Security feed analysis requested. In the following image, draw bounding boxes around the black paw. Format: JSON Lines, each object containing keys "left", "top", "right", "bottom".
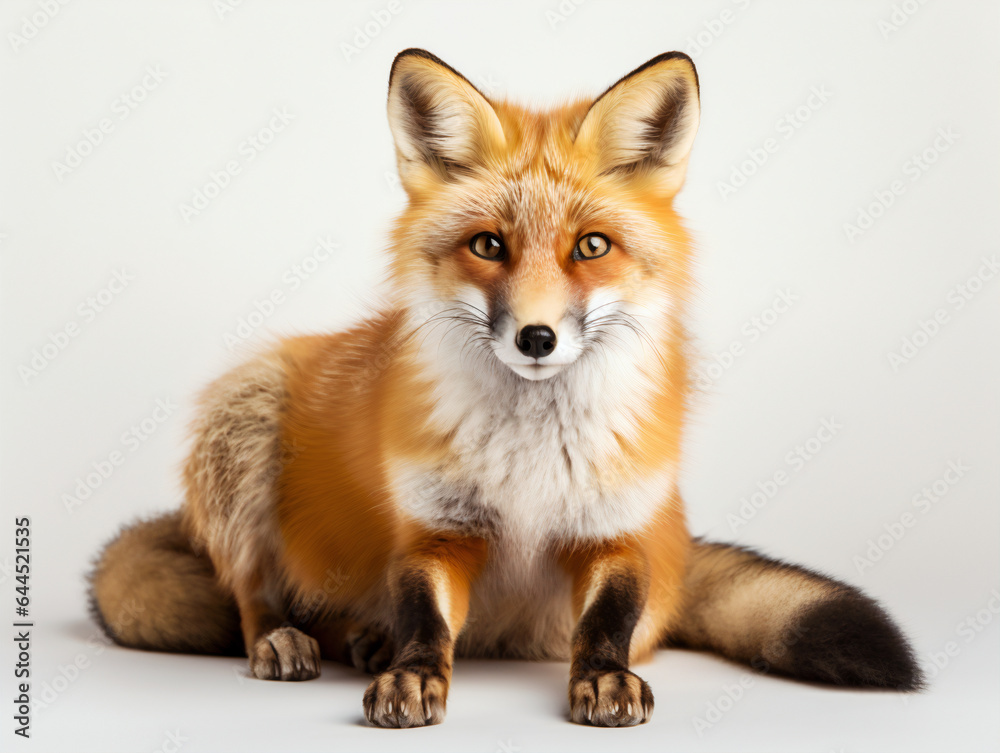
{"left": 569, "top": 669, "right": 653, "bottom": 727}
{"left": 363, "top": 665, "right": 448, "bottom": 728}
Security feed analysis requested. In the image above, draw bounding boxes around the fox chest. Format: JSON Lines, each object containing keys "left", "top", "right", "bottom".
{"left": 388, "top": 390, "right": 673, "bottom": 546}
{"left": 387, "top": 397, "right": 671, "bottom": 658}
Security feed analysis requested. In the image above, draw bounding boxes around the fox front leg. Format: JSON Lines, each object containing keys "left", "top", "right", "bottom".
{"left": 363, "top": 533, "right": 487, "bottom": 728}
{"left": 564, "top": 542, "right": 654, "bottom": 727}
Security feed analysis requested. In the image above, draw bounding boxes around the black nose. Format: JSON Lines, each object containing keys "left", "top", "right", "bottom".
{"left": 517, "top": 325, "right": 557, "bottom": 358}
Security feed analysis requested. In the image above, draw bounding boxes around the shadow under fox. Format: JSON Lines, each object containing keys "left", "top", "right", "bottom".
{"left": 89, "top": 48, "right": 921, "bottom": 728}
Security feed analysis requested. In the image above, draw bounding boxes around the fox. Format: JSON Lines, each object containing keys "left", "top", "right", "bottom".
{"left": 88, "top": 48, "right": 921, "bottom": 728}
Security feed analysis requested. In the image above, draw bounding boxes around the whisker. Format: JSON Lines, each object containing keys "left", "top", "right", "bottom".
{"left": 581, "top": 303, "right": 672, "bottom": 376}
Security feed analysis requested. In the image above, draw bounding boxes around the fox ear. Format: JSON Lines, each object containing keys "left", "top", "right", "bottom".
{"left": 387, "top": 48, "right": 506, "bottom": 189}
{"left": 575, "top": 52, "right": 700, "bottom": 193}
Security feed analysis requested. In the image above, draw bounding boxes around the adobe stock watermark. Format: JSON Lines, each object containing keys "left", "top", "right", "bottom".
{"left": 691, "top": 673, "right": 755, "bottom": 735}
{"left": 222, "top": 235, "right": 339, "bottom": 350}
{"left": 853, "top": 459, "right": 970, "bottom": 574}
{"left": 682, "top": 0, "right": 753, "bottom": 59}
{"left": 19, "top": 268, "right": 134, "bottom": 385}
{"left": 30, "top": 655, "right": 92, "bottom": 714}
{"left": 286, "top": 567, "right": 350, "bottom": 625}
{"left": 152, "top": 730, "right": 189, "bottom": 753}
{"left": 52, "top": 66, "right": 168, "bottom": 182}
{"left": 726, "top": 417, "right": 843, "bottom": 533}
{"left": 842, "top": 127, "right": 959, "bottom": 243}
{"left": 340, "top": 0, "right": 402, "bottom": 62}
{"left": 61, "top": 398, "right": 178, "bottom": 513}
{"left": 213, "top": 0, "right": 245, "bottom": 21}
{"left": 31, "top": 597, "right": 148, "bottom": 719}
{"left": 691, "top": 289, "right": 798, "bottom": 391}
{"left": 717, "top": 84, "right": 832, "bottom": 200}
{"left": 692, "top": 621, "right": 810, "bottom": 735}
{"left": 546, "top": 0, "right": 588, "bottom": 29}
{"left": 877, "top": 0, "right": 931, "bottom": 40}
{"left": 920, "top": 587, "right": 1000, "bottom": 682}
{"left": 7, "top": 0, "right": 72, "bottom": 53}
{"left": 178, "top": 107, "right": 295, "bottom": 222}
{"left": 0, "top": 556, "right": 16, "bottom": 586}
{"left": 886, "top": 254, "right": 998, "bottom": 372}
{"left": 30, "top": 647, "right": 105, "bottom": 714}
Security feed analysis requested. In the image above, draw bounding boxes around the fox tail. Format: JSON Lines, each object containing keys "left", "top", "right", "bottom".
{"left": 670, "top": 539, "right": 922, "bottom": 690}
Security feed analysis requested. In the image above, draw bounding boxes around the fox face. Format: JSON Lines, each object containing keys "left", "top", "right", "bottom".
{"left": 386, "top": 50, "right": 700, "bottom": 382}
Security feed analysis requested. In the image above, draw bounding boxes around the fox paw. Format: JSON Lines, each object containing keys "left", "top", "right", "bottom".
{"left": 569, "top": 669, "right": 653, "bottom": 727}
{"left": 346, "top": 625, "right": 394, "bottom": 674}
{"left": 249, "top": 626, "right": 321, "bottom": 681}
{"left": 363, "top": 666, "right": 447, "bottom": 728}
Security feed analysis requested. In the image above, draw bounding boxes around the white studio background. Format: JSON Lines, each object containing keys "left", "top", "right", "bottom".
{"left": 2, "top": 2, "right": 998, "bottom": 752}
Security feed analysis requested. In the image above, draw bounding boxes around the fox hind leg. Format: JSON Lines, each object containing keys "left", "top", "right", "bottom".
{"left": 184, "top": 350, "right": 320, "bottom": 681}
{"left": 231, "top": 571, "right": 321, "bottom": 681}
{"left": 309, "top": 616, "right": 395, "bottom": 674}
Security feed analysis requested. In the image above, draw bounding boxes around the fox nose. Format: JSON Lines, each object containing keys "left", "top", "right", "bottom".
{"left": 517, "top": 325, "right": 557, "bottom": 358}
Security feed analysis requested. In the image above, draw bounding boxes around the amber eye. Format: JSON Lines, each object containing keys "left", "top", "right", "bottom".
{"left": 574, "top": 233, "right": 611, "bottom": 260}
{"left": 469, "top": 232, "right": 505, "bottom": 261}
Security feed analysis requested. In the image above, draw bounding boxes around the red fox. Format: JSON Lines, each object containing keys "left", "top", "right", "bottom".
{"left": 89, "top": 49, "right": 921, "bottom": 728}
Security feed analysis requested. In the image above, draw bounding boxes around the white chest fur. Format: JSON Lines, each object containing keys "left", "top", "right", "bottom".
{"left": 388, "top": 352, "right": 674, "bottom": 547}
{"left": 387, "top": 355, "right": 674, "bottom": 658}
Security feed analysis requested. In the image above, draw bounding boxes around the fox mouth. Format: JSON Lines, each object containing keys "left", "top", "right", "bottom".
{"left": 501, "top": 360, "right": 570, "bottom": 381}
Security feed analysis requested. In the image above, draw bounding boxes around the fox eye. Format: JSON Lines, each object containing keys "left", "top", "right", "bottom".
{"left": 574, "top": 233, "right": 611, "bottom": 260}
{"left": 470, "top": 232, "right": 505, "bottom": 261}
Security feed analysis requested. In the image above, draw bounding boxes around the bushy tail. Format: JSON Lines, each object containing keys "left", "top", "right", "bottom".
{"left": 670, "top": 539, "right": 922, "bottom": 690}
{"left": 88, "top": 510, "right": 242, "bottom": 655}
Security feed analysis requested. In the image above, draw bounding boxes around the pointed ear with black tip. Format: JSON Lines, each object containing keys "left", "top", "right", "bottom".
{"left": 574, "top": 52, "right": 700, "bottom": 194}
{"left": 387, "top": 48, "right": 506, "bottom": 191}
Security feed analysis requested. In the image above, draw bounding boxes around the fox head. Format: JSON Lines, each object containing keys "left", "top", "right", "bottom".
{"left": 386, "top": 49, "right": 699, "bottom": 384}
